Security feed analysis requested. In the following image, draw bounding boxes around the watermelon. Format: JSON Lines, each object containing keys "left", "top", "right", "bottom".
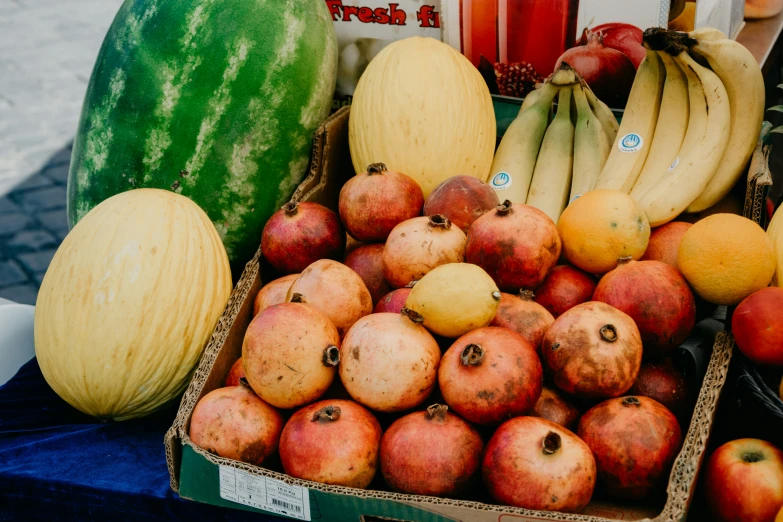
{"left": 67, "top": 0, "right": 338, "bottom": 267}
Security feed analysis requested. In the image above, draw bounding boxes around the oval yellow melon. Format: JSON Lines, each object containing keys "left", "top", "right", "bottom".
{"left": 348, "top": 36, "right": 496, "bottom": 197}
{"left": 35, "top": 188, "right": 232, "bottom": 421}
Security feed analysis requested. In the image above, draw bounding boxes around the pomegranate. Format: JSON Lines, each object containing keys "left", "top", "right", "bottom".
{"left": 243, "top": 302, "right": 340, "bottom": 409}
{"left": 338, "top": 163, "right": 424, "bottom": 242}
{"left": 286, "top": 259, "right": 373, "bottom": 338}
{"left": 628, "top": 359, "right": 689, "bottom": 418}
{"left": 732, "top": 287, "right": 783, "bottom": 366}
{"left": 578, "top": 396, "right": 682, "bottom": 499}
{"left": 373, "top": 284, "right": 414, "bottom": 314}
{"left": 339, "top": 310, "right": 441, "bottom": 412}
{"left": 576, "top": 23, "right": 646, "bottom": 68}
{"left": 279, "top": 400, "right": 382, "bottom": 488}
{"left": 490, "top": 290, "right": 554, "bottom": 353}
{"left": 533, "top": 265, "right": 597, "bottom": 318}
{"left": 253, "top": 274, "right": 299, "bottom": 316}
{"left": 593, "top": 258, "right": 696, "bottom": 357}
{"left": 261, "top": 201, "right": 345, "bottom": 274}
{"left": 189, "top": 381, "right": 283, "bottom": 465}
{"left": 640, "top": 221, "right": 692, "bottom": 267}
{"left": 483, "top": 416, "right": 596, "bottom": 512}
{"left": 344, "top": 244, "right": 391, "bottom": 306}
{"left": 542, "top": 301, "right": 642, "bottom": 400}
{"left": 466, "top": 200, "right": 561, "bottom": 292}
{"left": 382, "top": 215, "right": 466, "bottom": 288}
{"left": 530, "top": 385, "right": 581, "bottom": 430}
{"left": 380, "top": 404, "right": 484, "bottom": 496}
{"left": 225, "top": 357, "right": 245, "bottom": 386}
{"left": 423, "top": 175, "right": 500, "bottom": 233}
{"left": 438, "top": 326, "right": 543, "bottom": 425}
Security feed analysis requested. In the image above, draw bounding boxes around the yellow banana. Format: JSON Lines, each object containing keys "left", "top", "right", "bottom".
{"left": 637, "top": 49, "right": 731, "bottom": 226}
{"left": 688, "top": 27, "right": 727, "bottom": 41}
{"left": 571, "top": 82, "right": 610, "bottom": 201}
{"left": 520, "top": 87, "right": 543, "bottom": 112}
{"left": 630, "top": 51, "right": 690, "bottom": 199}
{"left": 487, "top": 81, "right": 559, "bottom": 203}
{"left": 527, "top": 86, "right": 574, "bottom": 223}
{"left": 685, "top": 37, "right": 765, "bottom": 212}
{"left": 595, "top": 50, "right": 666, "bottom": 193}
{"left": 767, "top": 206, "right": 783, "bottom": 287}
{"left": 584, "top": 81, "right": 619, "bottom": 146}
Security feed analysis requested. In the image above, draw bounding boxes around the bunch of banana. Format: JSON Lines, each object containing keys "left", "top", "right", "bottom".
{"left": 488, "top": 63, "right": 614, "bottom": 223}
{"left": 597, "top": 27, "right": 764, "bottom": 227}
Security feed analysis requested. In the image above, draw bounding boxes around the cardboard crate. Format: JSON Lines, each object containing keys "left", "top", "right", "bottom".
{"left": 165, "top": 106, "right": 755, "bottom": 522}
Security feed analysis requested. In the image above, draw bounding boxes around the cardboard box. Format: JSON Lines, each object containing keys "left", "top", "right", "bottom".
{"left": 164, "top": 105, "right": 773, "bottom": 521}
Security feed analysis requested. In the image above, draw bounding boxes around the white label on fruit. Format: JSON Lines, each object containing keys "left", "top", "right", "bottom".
{"left": 668, "top": 156, "right": 680, "bottom": 172}
{"left": 219, "top": 465, "right": 311, "bottom": 521}
{"left": 490, "top": 171, "right": 512, "bottom": 191}
{"left": 617, "top": 133, "right": 643, "bottom": 153}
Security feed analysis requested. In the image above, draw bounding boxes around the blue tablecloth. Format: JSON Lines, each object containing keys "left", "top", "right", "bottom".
{"left": 0, "top": 359, "right": 283, "bottom": 521}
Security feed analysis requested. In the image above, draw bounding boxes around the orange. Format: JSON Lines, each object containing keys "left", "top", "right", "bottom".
{"left": 557, "top": 189, "right": 650, "bottom": 274}
{"left": 677, "top": 214, "right": 776, "bottom": 305}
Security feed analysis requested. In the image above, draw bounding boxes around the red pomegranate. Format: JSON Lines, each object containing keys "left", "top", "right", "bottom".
{"left": 542, "top": 301, "right": 642, "bottom": 400}
{"left": 373, "top": 285, "right": 414, "bottom": 314}
{"left": 423, "top": 175, "right": 500, "bottom": 233}
{"left": 225, "top": 358, "right": 245, "bottom": 386}
{"left": 253, "top": 274, "right": 299, "bottom": 316}
{"left": 593, "top": 258, "right": 696, "bottom": 357}
{"left": 628, "top": 359, "right": 689, "bottom": 418}
{"left": 287, "top": 259, "right": 373, "bottom": 338}
{"left": 490, "top": 290, "right": 554, "bottom": 353}
{"left": 530, "top": 385, "right": 581, "bottom": 430}
{"left": 640, "top": 221, "right": 692, "bottom": 267}
{"left": 189, "top": 381, "right": 283, "bottom": 465}
{"left": 380, "top": 404, "right": 484, "bottom": 496}
{"left": 466, "top": 200, "right": 561, "bottom": 292}
{"left": 382, "top": 215, "right": 466, "bottom": 288}
{"left": 438, "top": 326, "right": 543, "bottom": 425}
{"left": 338, "top": 163, "right": 424, "bottom": 242}
{"left": 261, "top": 201, "right": 345, "bottom": 274}
{"left": 732, "top": 287, "right": 783, "bottom": 366}
{"left": 576, "top": 23, "right": 646, "bottom": 68}
{"left": 483, "top": 416, "right": 596, "bottom": 512}
{"left": 243, "top": 302, "right": 340, "bottom": 409}
{"left": 279, "top": 400, "right": 382, "bottom": 488}
{"left": 578, "top": 396, "right": 682, "bottom": 499}
{"left": 344, "top": 244, "right": 392, "bottom": 306}
{"left": 533, "top": 265, "right": 597, "bottom": 318}
{"left": 339, "top": 310, "right": 441, "bottom": 412}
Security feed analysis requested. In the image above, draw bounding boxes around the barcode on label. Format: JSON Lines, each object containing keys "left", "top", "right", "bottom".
{"left": 218, "top": 465, "right": 311, "bottom": 521}
{"left": 272, "top": 498, "right": 302, "bottom": 512}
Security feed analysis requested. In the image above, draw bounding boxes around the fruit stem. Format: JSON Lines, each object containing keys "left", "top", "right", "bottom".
{"left": 600, "top": 324, "right": 618, "bottom": 343}
{"left": 429, "top": 214, "right": 452, "bottom": 229}
{"left": 519, "top": 290, "right": 535, "bottom": 301}
{"left": 542, "top": 432, "right": 562, "bottom": 455}
{"left": 367, "top": 163, "right": 387, "bottom": 175}
{"left": 312, "top": 405, "right": 341, "bottom": 422}
{"left": 238, "top": 377, "right": 253, "bottom": 391}
{"left": 617, "top": 256, "right": 633, "bottom": 266}
{"left": 322, "top": 346, "right": 340, "bottom": 367}
{"left": 282, "top": 201, "right": 299, "bottom": 216}
{"left": 405, "top": 280, "right": 419, "bottom": 288}
{"left": 401, "top": 307, "right": 425, "bottom": 324}
{"left": 742, "top": 452, "right": 765, "bottom": 463}
{"left": 622, "top": 396, "right": 641, "bottom": 407}
{"left": 290, "top": 293, "right": 306, "bottom": 303}
{"left": 492, "top": 291, "right": 501, "bottom": 301}
{"left": 496, "top": 200, "right": 513, "bottom": 215}
{"left": 461, "top": 344, "right": 485, "bottom": 366}
{"left": 426, "top": 404, "right": 449, "bottom": 421}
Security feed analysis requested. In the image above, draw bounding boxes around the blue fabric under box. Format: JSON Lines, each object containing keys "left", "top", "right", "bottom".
{"left": 0, "top": 359, "right": 283, "bottom": 521}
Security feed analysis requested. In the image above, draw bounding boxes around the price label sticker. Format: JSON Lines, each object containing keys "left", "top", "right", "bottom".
{"left": 219, "top": 465, "right": 311, "bottom": 520}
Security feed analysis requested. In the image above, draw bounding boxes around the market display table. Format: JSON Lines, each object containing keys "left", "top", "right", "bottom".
{"left": 0, "top": 359, "right": 284, "bottom": 521}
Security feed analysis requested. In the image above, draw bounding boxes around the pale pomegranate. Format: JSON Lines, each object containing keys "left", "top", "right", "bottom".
{"left": 339, "top": 163, "right": 424, "bottom": 242}
{"left": 466, "top": 200, "right": 561, "bottom": 292}
{"left": 593, "top": 258, "right": 696, "bottom": 357}
{"left": 380, "top": 404, "right": 484, "bottom": 496}
{"left": 382, "top": 215, "right": 467, "bottom": 288}
{"left": 243, "top": 302, "right": 340, "bottom": 409}
{"left": 339, "top": 310, "right": 441, "bottom": 412}
{"left": 483, "top": 416, "right": 596, "bottom": 512}
{"left": 344, "top": 244, "right": 392, "bottom": 305}
{"left": 373, "top": 285, "right": 413, "bottom": 314}
{"left": 279, "top": 400, "right": 382, "bottom": 488}
{"left": 628, "top": 359, "right": 689, "bottom": 418}
{"left": 253, "top": 274, "right": 299, "bottom": 316}
{"left": 225, "top": 357, "right": 245, "bottom": 386}
{"left": 438, "top": 326, "right": 543, "bottom": 425}
{"left": 423, "top": 175, "right": 500, "bottom": 232}
{"left": 530, "top": 385, "right": 581, "bottom": 430}
{"left": 542, "top": 301, "right": 642, "bottom": 400}
{"left": 287, "top": 259, "right": 373, "bottom": 338}
{"left": 533, "top": 265, "right": 597, "bottom": 318}
{"left": 578, "top": 396, "right": 682, "bottom": 499}
{"left": 490, "top": 290, "right": 554, "bottom": 353}
{"left": 261, "top": 201, "right": 345, "bottom": 274}
{"left": 189, "top": 381, "right": 283, "bottom": 465}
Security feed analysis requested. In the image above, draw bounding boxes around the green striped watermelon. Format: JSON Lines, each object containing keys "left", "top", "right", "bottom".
{"left": 67, "top": 0, "right": 338, "bottom": 268}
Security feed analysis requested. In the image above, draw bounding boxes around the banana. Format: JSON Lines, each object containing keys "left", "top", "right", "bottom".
{"left": 520, "top": 87, "right": 543, "bottom": 112}
{"left": 527, "top": 86, "right": 575, "bottom": 223}
{"left": 595, "top": 50, "right": 666, "bottom": 193}
{"left": 685, "top": 37, "right": 765, "bottom": 213}
{"left": 630, "top": 51, "right": 690, "bottom": 199}
{"left": 636, "top": 48, "right": 731, "bottom": 226}
{"left": 487, "top": 81, "right": 560, "bottom": 203}
{"left": 584, "top": 83, "right": 619, "bottom": 146}
{"left": 571, "top": 82, "right": 610, "bottom": 201}
{"left": 688, "top": 27, "right": 727, "bottom": 41}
